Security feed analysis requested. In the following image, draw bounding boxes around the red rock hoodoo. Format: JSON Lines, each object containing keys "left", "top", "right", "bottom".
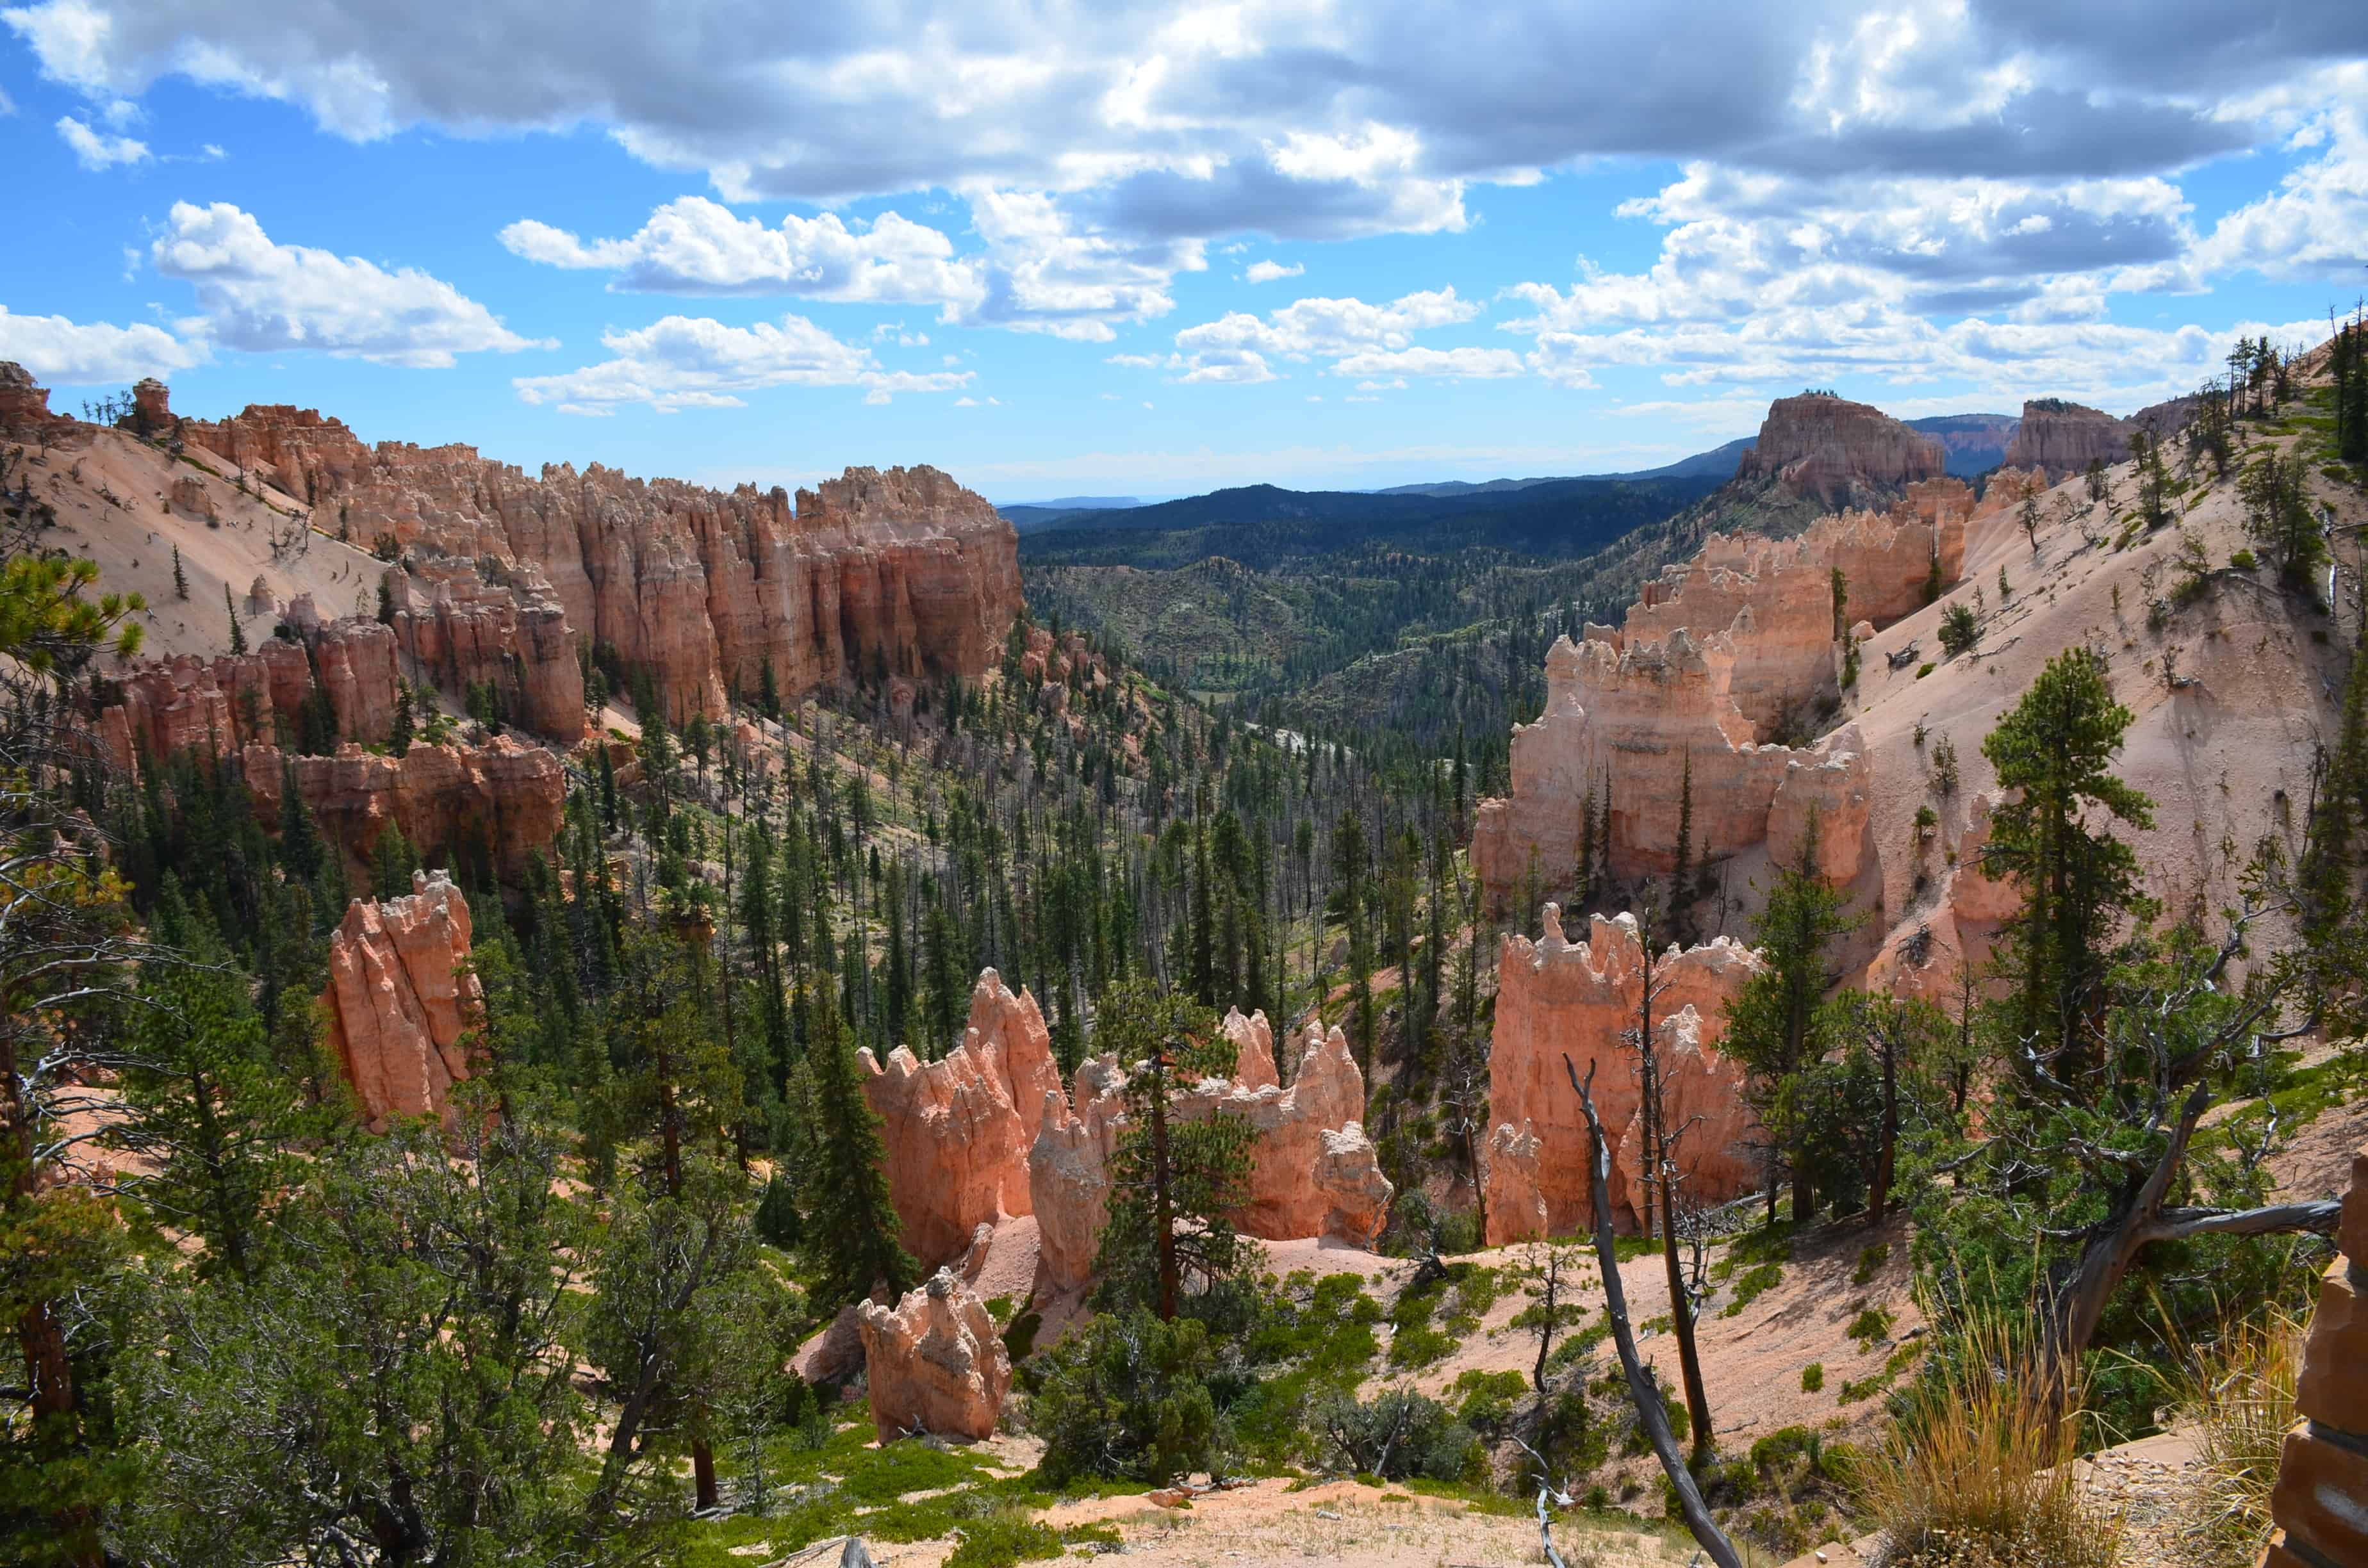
{"left": 1483, "top": 906, "right": 1766, "bottom": 1241}
{"left": 241, "top": 736, "right": 566, "bottom": 881}
{"left": 2262, "top": 1141, "right": 2368, "bottom": 1568}
{"left": 321, "top": 870, "right": 481, "bottom": 1130}
{"left": 855, "top": 1268, "right": 1012, "bottom": 1442}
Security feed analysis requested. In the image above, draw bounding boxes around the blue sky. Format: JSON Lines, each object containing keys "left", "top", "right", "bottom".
{"left": 1, "top": 3, "right": 2362, "bottom": 502}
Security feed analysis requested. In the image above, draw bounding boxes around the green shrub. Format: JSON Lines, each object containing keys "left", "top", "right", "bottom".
{"left": 2229, "top": 548, "right": 2258, "bottom": 572}
{"left": 1851, "top": 1243, "right": 1889, "bottom": 1287}
{"left": 1310, "top": 1389, "right": 1483, "bottom": 1484}
{"left": 1032, "top": 1309, "right": 1224, "bottom": 1486}
{"left": 1800, "top": 1362, "right": 1824, "bottom": 1393}
{"left": 1847, "top": 1307, "right": 1895, "bottom": 1346}
{"left": 1721, "top": 1262, "right": 1783, "bottom": 1318}
{"left": 944, "top": 1511, "right": 1065, "bottom": 1568}
{"left": 1937, "top": 603, "right": 1980, "bottom": 658}
{"left": 1915, "top": 662, "right": 1936, "bottom": 680}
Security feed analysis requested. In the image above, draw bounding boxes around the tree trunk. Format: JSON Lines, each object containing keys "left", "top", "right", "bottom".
{"left": 1563, "top": 1056, "right": 1743, "bottom": 1568}
{"left": 693, "top": 1439, "right": 719, "bottom": 1511}
{"left": 1151, "top": 1052, "right": 1180, "bottom": 1321}
{"left": 1870, "top": 1025, "right": 1898, "bottom": 1227}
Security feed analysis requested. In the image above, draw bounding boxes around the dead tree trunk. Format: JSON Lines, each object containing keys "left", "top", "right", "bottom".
{"left": 1565, "top": 1055, "right": 1743, "bottom": 1568}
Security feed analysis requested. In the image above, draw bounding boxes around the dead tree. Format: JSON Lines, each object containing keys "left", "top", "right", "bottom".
{"left": 1626, "top": 905, "right": 1715, "bottom": 1459}
{"left": 1565, "top": 1057, "right": 1744, "bottom": 1568}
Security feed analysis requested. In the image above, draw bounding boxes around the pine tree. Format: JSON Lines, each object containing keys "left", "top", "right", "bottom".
{"left": 1721, "top": 807, "right": 1864, "bottom": 1223}
{"left": 225, "top": 583, "right": 247, "bottom": 655}
{"left": 171, "top": 543, "right": 188, "bottom": 600}
{"left": 1980, "top": 647, "right": 2155, "bottom": 1075}
{"left": 1091, "top": 980, "right": 1254, "bottom": 1321}
{"left": 368, "top": 820, "right": 420, "bottom": 900}
{"left": 1669, "top": 753, "right": 1694, "bottom": 940}
{"left": 387, "top": 680, "right": 415, "bottom": 756}
{"left": 803, "top": 983, "right": 917, "bottom": 1310}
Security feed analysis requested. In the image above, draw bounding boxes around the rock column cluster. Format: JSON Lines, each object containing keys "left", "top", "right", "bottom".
{"left": 320, "top": 871, "right": 481, "bottom": 1129}
{"left": 855, "top": 1268, "right": 1013, "bottom": 1443}
{"left": 2264, "top": 1140, "right": 2368, "bottom": 1568}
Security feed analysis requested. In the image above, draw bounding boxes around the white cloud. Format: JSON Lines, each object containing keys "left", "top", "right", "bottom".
{"left": 501, "top": 197, "right": 990, "bottom": 316}
{"left": 1165, "top": 286, "right": 1493, "bottom": 381}
{"left": 56, "top": 113, "right": 147, "bottom": 167}
{"left": 1244, "top": 259, "right": 1303, "bottom": 283}
{"left": 513, "top": 312, "right": 971, "bottom": 412}
{"left": 2194, "top": 74, "right": 2368, "bottom": 281}
{"left": 1333, "top": 345, "right": 1524, "bottom": 379}
{"left": 152, "top": 200, "right": 551, "bottom": 366}
{"left": 0, "top": 305, "right": 204, "bottom": 382}
{"left": 0, "top": 85, "right": 15, "bottom": 115}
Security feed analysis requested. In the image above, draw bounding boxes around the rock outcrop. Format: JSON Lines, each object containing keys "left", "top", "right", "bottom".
{"left": 2263, "top": 1140, "right": 2368, "bottom": 1568}
{"left": 241, "top": 736, "right": 566, "bottom": 880}
{"left": 0, "top": 362, "right": 77, "bottom": 443}
{"left": 1483, "top": 906, "right": 1766, "bottom": 1241}
{"left": 99, "top": 621, "right": 402, "bottom": 770}
{"left": 159, "top": 385, "right": 1020, "bottom": 727}
{"left": 383, "top": 559, "right": 585, "bottom": 742}
{"left": 321, "top": 870, "right": 481, "bottom": 1129}
{"left": 859, "top": 972, "right": 1064, "bottom": 1268}
{"left": 1472, "top": 484, "right": 1965, "bottom": 912}
{"left": 1472, "top": 630, "right": 1877, "bottom": 907}
{"left": 2003, "top": 398, "right": 2130, "bottom": 478}
{"left": 1737, "top": 393, "right": 1947, "bottom": 502}
{"left": 855, "top": 1268, "right": 1011, "bottom": 1442}
{"left": 1019, "top": 1008, "right": 1392, "bottom": 1294}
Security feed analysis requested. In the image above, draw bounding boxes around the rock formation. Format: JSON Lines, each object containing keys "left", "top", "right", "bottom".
{"left": 2263, "top": 1139, "right": 2368, "bottom": 1568}
{"left": 382, "top": 559, "right": 585, "bottom": 742}
{"left": 1736, "top": 393, "right": 1947, "bottom": 502}
{"left": 154, "top": 384, "right": 1021, "bottom": 728}
{"left": 1019, "top": 1008, "right": 1392, "bottom": 1294}
{"left": 1472, "top": 630, "right": 1877, "bottom": 907}
{"left": 2003, "top": 398, "right": 2130, "bottom": 478}
{"left": 321, "top": 870, "right": 481, "bottom": 1129}
{"left": 99, "top": 621, "right": 402, "bottom": 771}
{"left": 855, "top": 1268, "right": 1012, "bottom": 1442}
{"left": 1471, "top": 479, "right": 1976, "bottom": 913}
{"left": 859, "top": 972, "right": 1064, "bottom": 1268}
{"left": 0, "top": 362, "right": 77, "bottom": 443}
{"left": 1029, "top": 1057, "right": 1130, "bottom": 1293}
{"left": 241, "top": 736, "right": 566, "bottom": 880}
{"left": 1483, "top": 906, "right": 1766, "bottom": 1241}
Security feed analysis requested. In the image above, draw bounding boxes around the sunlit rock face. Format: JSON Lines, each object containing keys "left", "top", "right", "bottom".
{"left": 1737, "top": 393, "right": 1948, "bottom": 502}
{"left": 176, "top": 397, "right": 1019, "bottom": 728}
{"left": 322, "top": 870, "right": 481, "bottom": 1131}
{"left": 1483, "top": 906, "right": 1766, "bottom": 1242}
{"left": 857, "top": 1268, "right": 1012, "bottom": 1442}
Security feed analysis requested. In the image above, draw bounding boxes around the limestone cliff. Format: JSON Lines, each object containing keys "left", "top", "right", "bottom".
{"left": 163, "top": 388, "right": 1021, "bottom": 727}
{"left": 241, "top": 736, "right": 566, "bottom": 881}
{"left": 2003, "top": 398, "right": 2131, "bottom": 478}
{"left": 1736, "top": 393, "right": 1947, "bottom": 502}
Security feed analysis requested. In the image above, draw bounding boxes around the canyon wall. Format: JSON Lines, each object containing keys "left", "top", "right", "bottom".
{"left": 241, "top": 736, "right": 566, "bottom": 881}
{"left": 1470, "top": 474, "right": 2005, "bottom": 913}
{"left": 1483, "top": 906, "right": 1766, "bottom": 1240}
{"left": 99, "top": 619, "right": 402, "bottom": 768}
{"left": 1470, "top": 629, "right": 1876, "bottom": 908}
{"left": 162, "top": 386, "right": 1020, "bottom": 727}
{"left": 321, "top": 870, "right": 481, "bottom": 1130}
{"left": 2003, "top": 399, "right": 2131, "bottom": 478}
{"left": 1736, "top": 393, "right": 1948, "bottom": 502}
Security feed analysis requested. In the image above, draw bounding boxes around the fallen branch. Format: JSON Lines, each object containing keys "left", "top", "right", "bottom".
{"left": 1565, "top": 1054, "right": 1743, "bottom": 1568}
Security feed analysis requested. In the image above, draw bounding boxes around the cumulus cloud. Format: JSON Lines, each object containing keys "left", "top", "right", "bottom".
{"left": 1161, "top": 286, "right": 1499, "bottom": 380}
{"left": 152, "top": 200, "right": 551, "bottom": 366}
{"left": 0, "top": 305, "right": 204, "bottom": 382}
{"left": 2193, "top": 73, "right": 2368, "bottom": 282}
{"left": 500, "top": 197, "right": 989, "bottom": 314}
{"left": 1244, "top": 259, "right": 1303, "bottom": 283}
{"left": 512, "top": 312, "right": 971, "bottom": 412}
{"left": 13, "top": 0, "right": 2355, "bottom": 286}
{"left": 57, "top": 113, "right": 147, "bottom": 167}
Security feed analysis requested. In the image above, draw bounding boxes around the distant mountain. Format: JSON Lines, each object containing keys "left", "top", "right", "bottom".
{"left": 1005, "top": 494, "right": 1146, "bottom": 510}
{"left": 1605, "top": 436, "right": 1761, "bottom": 482}
{"left": 1019, "top": 473, "right": 1725, "bottom": 570}
{"left": 1905, "top": 413, "right": 2020, "bottom": 477}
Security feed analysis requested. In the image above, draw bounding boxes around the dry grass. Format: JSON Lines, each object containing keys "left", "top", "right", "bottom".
{"left": 1855, "top": 1312, "right": 2122, "bottom": 1568}
{"left": 2172, "top": 1308, "right": 2303, "bottom": 1568}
